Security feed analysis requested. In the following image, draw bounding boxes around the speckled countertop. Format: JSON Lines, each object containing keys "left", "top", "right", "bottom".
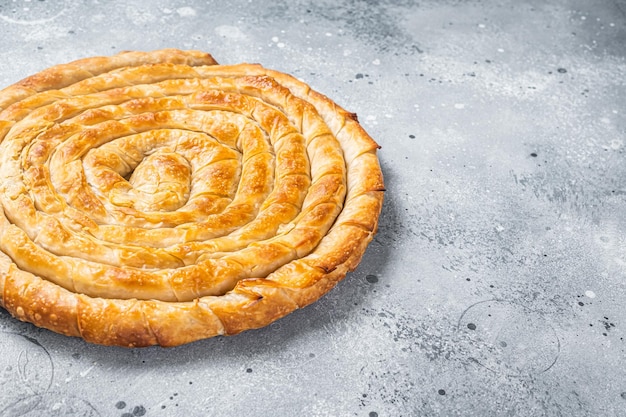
{"left": 0, "top": 0, "right": 625, "bottom": 416}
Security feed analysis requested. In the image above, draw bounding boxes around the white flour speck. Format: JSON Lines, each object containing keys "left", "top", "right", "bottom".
{"left": 214, "top": 25, "right": 246, "bottom": 40}
{"left": 177, "top": 7, "right": 196, "bottom": 17}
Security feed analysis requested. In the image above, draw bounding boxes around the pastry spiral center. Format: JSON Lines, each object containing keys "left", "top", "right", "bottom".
{"left": 128, "top": 151, "right": 191, "bottom": 212}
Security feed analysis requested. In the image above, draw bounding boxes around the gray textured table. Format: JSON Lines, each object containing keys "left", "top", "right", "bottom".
{"left": 1, "top": 0, "right": 625, "bottom": 416}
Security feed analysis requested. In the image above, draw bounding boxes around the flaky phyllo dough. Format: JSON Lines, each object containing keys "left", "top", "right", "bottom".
{"left": 0, "top": 49, "right": 384, "bottom": 347}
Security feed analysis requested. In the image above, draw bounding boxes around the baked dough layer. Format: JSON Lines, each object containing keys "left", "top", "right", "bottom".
{"left": 0, "top": 49, "right": 384, "bottom": 347}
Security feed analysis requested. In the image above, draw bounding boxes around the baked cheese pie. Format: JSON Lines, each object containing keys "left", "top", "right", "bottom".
{"left": 0, "top": 49, "right": 384, "bottom": 347}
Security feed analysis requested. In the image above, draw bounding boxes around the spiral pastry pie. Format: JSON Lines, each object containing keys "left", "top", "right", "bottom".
{"left": 0, "top": 49, "right": 384, "bottom": 347}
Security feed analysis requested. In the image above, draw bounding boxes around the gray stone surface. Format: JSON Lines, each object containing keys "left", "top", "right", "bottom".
{"left": 0, "top": 0, "right": 625, "bottom": 415}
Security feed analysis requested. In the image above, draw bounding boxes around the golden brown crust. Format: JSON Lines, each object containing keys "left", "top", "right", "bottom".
{"left": 0, "top": 49, "right": 384, "bottom": 347}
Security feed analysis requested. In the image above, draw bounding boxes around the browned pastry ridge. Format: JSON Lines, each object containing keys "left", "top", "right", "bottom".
{"left": 0, "top": 49, "right": 384, "bottom": 347}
